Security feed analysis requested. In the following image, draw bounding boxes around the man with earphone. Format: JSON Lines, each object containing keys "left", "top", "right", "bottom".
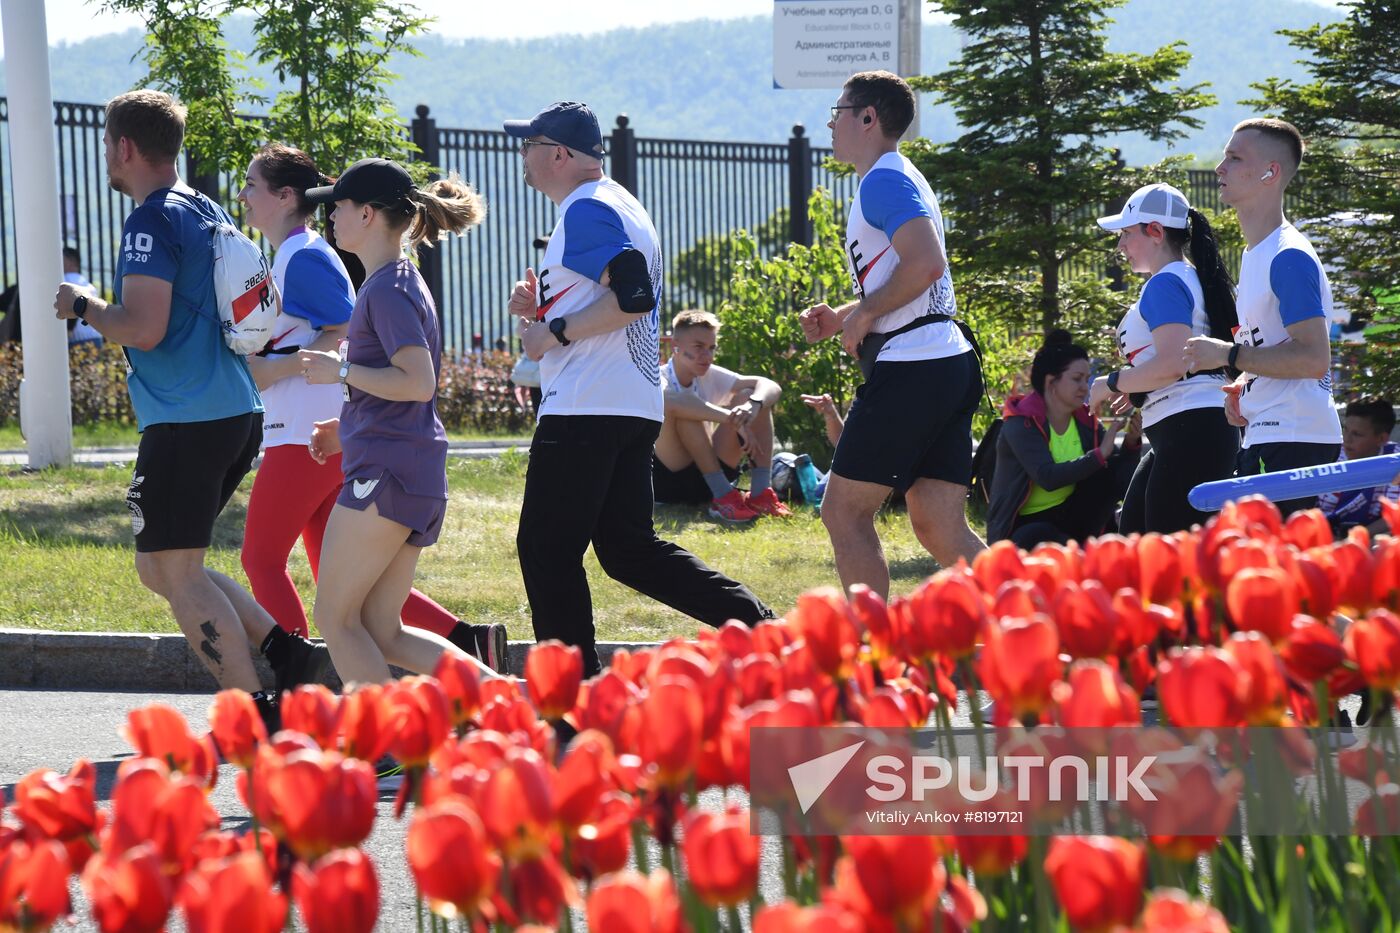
{"left": 799, "top": 70, "right": 987, "bottom": 598}
{"left": 1184, "top": 118, "right": 1341, "bottom": 515}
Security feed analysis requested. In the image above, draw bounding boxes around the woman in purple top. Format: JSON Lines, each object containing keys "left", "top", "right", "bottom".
{"left": 298, "top": 158, "right": 489, "bottom": 684}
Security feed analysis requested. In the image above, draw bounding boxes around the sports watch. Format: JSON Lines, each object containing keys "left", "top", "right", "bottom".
{"left": 72, "top": 294, "right": 89, "bottom": 321}
{"left": 548, "top": 317, "right": 571, "bottom": 346}
{"left": 338, "top": 361, "right": 352, "bottom": 384}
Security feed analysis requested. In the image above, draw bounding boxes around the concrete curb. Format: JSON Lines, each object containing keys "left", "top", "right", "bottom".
{"left": 0, "top": 629, "right": 655, "bottom": 692}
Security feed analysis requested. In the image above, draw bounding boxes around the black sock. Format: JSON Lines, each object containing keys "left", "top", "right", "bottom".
{"left": 449, "top": 620, "right": 475, "bottom": 643}
{"left": 260, "top": 627, "right": 295, "bottom": 667}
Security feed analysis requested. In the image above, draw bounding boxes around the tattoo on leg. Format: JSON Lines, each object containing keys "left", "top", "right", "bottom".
{"left": 198, "top": 620, "right": 223, "bottom": 666}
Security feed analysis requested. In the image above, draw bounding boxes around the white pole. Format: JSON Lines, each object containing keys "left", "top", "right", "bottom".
{"left": 1, "top": 0, "right": 71, "bottom": 469}
{"left": 899, "top": 0, "right": 922, "bottom": 140}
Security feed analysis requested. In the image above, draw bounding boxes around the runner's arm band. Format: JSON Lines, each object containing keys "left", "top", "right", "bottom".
{"left": 607, "top": 249, "right": 655, "bottom": 313}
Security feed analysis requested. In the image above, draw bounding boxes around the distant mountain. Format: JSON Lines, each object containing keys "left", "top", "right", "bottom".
{"left": 5, "top": 0, "right": 1343, "bottom": 165}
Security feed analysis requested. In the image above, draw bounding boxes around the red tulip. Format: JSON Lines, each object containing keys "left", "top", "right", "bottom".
{"left": 280, "top": 685, "right": 340, "bottom": 750}
{"left": 954, "top": 832, "right": 1028, "bottom": 879}
{"left": 1053, "top": 580, "right": 1117, "bottom": 660}
{"left": 1222, "top": 632, "right": 1289, "bottom": 726}
{"left": 639, "top": 678, "right": 704, "bottom": 788}
{"left": 1111, "top": 589, "right": 1167, "bottom": 655}
{"left": 838, "top": 835, "right": 947, "bottom": 930}
{"left": 122, "top": 704, "right": 217, "bottom": 788}
{"left": 13, "top": 759, "right": 102, "bottom": 869}
{"left": 1284, "top": 508, "right": 1333, "bottom": 551}
{"left": 681, "top": 807, "right": 760, "bottom": 908}
{"left": 292, "top": 849, "right": 379, "bottom": 933}
{"left": 973, "top": 540, "right": 1027, "bottom": 594}
{"left": 1044, "top": 836, "right": 1145, "bottom": 933}
{"left": 1135, "top": 889, "right": 1229, "bottom": 933}
{"left": 187, "top": 829, "right": 276, "bottom": 878}
{"left": 526, "top": 641, "right": 583, "bottom": 721}
{"left": 1217, "top": 496, "right": 1283, "bottom": 537}
{"left": 904, "top": 569, "right": 986, "bottom": 660}
{"left": 1129, "top": 750, "right": 1244, "bottom": 861}
{"left": 587, "top": 870, "right": 685, "bottom": 933}
{"left": 1226, "top": 567, "right": 1298, "bottom": 644}
{"left": 1334, "top": 539, "right": 1376, "bottom": 614}
{"left": 479, "top": 747, "right": 554, "bottom": 860}
{"left": 207, "top": 690, "right": 267, "bottom": 768}
{"left": 1345, "top": 610, "right": 1400, "bottom": 692}
{"left": 755, "top": 901, "right": 862, "bottom": 933}
{"left": 433, "top": 651, "right": 484, "bottom": 727}
{"left": 715, "top": 619, "right": 757, "bottom": 660}
{"left": 1157, "top": 647, "right": 1246, "bottom": 728}
{"left": 1053, "top": 659, "right": 1140, "bottom": 729}
{"left": 1295, "top": 553, "right": 1337, "bottom": 617}
{"left": 786, "top": 588, "right": 862, "bottom": 679}
{"left": 1279, "top": 618, "right": 1346, "bottom": 684}
{"left": 991, "top": 579, "right": 1045, "bottom": 621}
{"left": 82, "top": 843, "right": 173, "bottom": 933}
{"left": 384, "top": 676, "right": 452, "bottom": 767}
{"left": 0, "top": 838, "right": 70, "bottom": 932}
{"left": 407, "top": 801, "right": 502, "bottom": 918}
{"left": 554, "top": 730, "right": 617, "bottom": 831}
{"left": 508, "top": 853, "right": 582, "bottom": 925}
{"left": 849, "top": 584, "right": 899, "bottom": 659}
{"left": 977, "top": 616, "right": 1061, "bottom": 721}
{"left": 1137, "top": 533, "right": 1183, "bottom": 604}
{"left": 107, "top": 760, "right": 219, "bottom": 877}
{"left": 1083, "top": 534, "right": 1138, "bottom": 594}
{"left": 254, "top": 749, "right": 376, "bottom": 861}
{"left": 180, "top": 851, "right": 286, "bottom": 933}
{"left": 1375, "top": 538, "right": 1400, "bottom": 612}
{"left": 722, "top": 690, "right": 822, "bottom": 791}
{"left": 336, "top": 683, "right": 394, "bottom": 763}
{"left": 573, "top": 669, "right": 641, "bottom": 743}
{"left": 568, "top": 792, "right": 635, "bottom": 880}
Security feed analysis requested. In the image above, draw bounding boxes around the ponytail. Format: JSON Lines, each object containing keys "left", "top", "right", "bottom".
{"left": 404, "top": 175, "right": 486, "bottom": 250}
{"left": 1183, "top": 208, "right": 1238, "bottom": 342}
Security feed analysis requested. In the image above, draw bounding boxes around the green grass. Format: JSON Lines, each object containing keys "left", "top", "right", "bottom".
{"left": 0, "top": 452, "right": 945, "bottom": 643}
{"left": 0, "top": 422, "right": 531, "bottom": 449}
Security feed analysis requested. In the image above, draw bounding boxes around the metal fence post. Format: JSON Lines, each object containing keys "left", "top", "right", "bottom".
{"left": 411, "top": 103, "right": 444, "bottom": 315}
{"left": 788, "top": 124, "right": 813, "bottom": 246}
{"left": 610, "top": 115, "right": 638, "bottom": 196}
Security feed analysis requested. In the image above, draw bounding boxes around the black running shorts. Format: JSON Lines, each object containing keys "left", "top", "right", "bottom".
{"left": 831, "top": 350, "right": 982, "bottom": 492}
{"left": 127, "top": 412, "right": 263, "bottom": 552}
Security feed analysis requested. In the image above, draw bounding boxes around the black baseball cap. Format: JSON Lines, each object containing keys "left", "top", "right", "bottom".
{"left": 503, "top": 101, "right": 606, "bottom": 160}
{"left": 305, "top": 158, "right": 414, "bottom": 205}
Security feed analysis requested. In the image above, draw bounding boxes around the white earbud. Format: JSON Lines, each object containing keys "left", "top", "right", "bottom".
{"left": 1260, "top": 168, "right": 1276, "bottom": 181}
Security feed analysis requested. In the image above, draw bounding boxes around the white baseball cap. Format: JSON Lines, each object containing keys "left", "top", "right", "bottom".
{"left": 1097, "top": 183, "right": 1191, "bottom": 231}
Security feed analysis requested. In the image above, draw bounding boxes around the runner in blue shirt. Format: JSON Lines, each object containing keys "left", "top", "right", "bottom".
{"left": 53, "top": 90, "right": 327, "bottom": 730}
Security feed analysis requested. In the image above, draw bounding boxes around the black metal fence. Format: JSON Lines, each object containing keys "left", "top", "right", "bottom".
{"left": 3, "top": 98, "right": 1235, "bottom": 353}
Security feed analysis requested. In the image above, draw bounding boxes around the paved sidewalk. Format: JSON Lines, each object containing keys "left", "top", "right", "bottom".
{"left": 0, "top": 437, "right": 530, "bottom": 468}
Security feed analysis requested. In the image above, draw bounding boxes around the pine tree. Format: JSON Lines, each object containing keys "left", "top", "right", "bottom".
{"left": 1251, "top": 0, "right": 1400, "bottom": 398}
{"left": 909, "top": 0, "right": 1214, "bottom": 335}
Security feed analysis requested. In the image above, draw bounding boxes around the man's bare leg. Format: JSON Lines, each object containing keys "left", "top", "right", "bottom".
{"left": 820, "top": 473, "right": 896, "bottom": 599}
{"left": 906, "top": 476, "right": 987, "bottom": 568}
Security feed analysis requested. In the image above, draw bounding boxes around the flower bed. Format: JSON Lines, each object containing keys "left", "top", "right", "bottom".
{"left": 3, "top": 496, "right": 1399, "bottom": 931}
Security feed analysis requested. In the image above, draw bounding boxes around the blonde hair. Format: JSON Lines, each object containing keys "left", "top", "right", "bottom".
{"left": 671, "top": 309, "right": 720, "bottom": 334}
{"left": 376, "top": 173, "right": 486, "bottom": 249}
{"left": 105, "top": 90, "right": 186, "bottom": 162}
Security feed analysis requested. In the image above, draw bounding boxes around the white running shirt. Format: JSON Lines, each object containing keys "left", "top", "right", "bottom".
{"left": 1234, "top": 222, "right": 1342, "bottom": 447}
{"left": 536, "top": 178, "right": 664, "bottom": 421}
{"left": 844, "top": 151, "right": 971, "bottom": 363}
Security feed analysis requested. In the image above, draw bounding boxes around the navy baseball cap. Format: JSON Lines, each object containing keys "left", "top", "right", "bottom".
{"left": 503, "top": 102, "right": 606, "bottom": 160}
{"left": 305, "top": 158, "right": 414, "bottom": 205}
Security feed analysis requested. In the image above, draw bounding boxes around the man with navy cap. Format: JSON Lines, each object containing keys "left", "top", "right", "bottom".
{"left": 504, "top": 101, "right": 772, "bottom": 676}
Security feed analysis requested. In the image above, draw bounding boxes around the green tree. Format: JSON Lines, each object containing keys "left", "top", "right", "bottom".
{"left": 99, "top": 0, "right": 429, "bottom": 178}
{"left": 1250, "top": 0, "right": 1400, "bottom": 398}
{"left": 909, "top": 0, "right": 1215, "bottom": 335}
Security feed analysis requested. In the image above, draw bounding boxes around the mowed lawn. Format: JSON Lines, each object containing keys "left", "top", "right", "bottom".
{"left": 0, "top": 453, "right": 949, "bottom": 642}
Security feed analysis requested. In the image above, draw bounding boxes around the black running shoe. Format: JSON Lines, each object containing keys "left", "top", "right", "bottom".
{"left": 253, "top": 692, "right": 281, "bottom": 736}
{"left": 475, "top": 623, "right": 509, "bottom": 675}
{"left": 273, "top": 637, "right": 333, "bottom": 697}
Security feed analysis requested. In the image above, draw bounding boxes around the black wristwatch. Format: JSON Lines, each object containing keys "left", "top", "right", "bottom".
{"left": 72, "top": 294, "right": 89, "bottom": 321}
{"left": 1227, "top": 344, "right": 1241, "bottom": 370}
{"left": 1106, "top": 370, "right": 1121, "bottom": 393}
{"left": 548, "top": 317, "right": 571, "bottom": 346}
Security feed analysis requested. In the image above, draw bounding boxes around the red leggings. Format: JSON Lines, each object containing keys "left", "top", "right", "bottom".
{"left": 241, "top": 444, "right": 458, "bottom": 638}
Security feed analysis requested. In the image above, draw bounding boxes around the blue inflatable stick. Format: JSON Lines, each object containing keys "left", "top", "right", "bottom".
{"left": 1188, "top": 453, "right": 1400, "bottom": 512}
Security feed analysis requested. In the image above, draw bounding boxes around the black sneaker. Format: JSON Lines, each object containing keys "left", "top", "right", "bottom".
{"left": 475, "top": 623, "right": 509, "bottom": 675}
{"left": 273, "top": 637, "right": 333, "bottom": 697}
{"left": 253, "top": 691, "right": 281, "bottom": 736}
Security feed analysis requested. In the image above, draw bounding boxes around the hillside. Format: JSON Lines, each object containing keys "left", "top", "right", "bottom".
{"left": 6, "top": 0, "right": 1343, "bottom": 165}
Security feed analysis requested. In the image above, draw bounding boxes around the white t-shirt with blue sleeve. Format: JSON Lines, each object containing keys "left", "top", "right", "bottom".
{"left": 260, "top": 229, "right": 355, "bottom": 449}
{"left": 1115, "top": 261, "right": 1225, "bottom": 428}
{"left": 535, "top": 178, "right": 664, "bottom": 421}
{"left": 116, "top": 186, "right": 262, "bottom": 431}
{"left": 1234, "top": 223, "right": 1341, "bottom": 447}
{"left": 844, "top": 151, "right": 971, "bottom": 364}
